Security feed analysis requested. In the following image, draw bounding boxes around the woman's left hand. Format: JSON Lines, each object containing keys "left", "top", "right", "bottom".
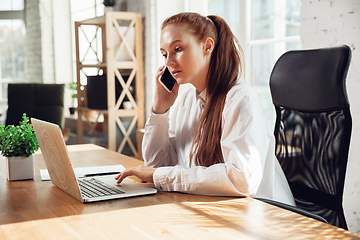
{"left": 115, "top": 165, "right": 156, "bottom": 184}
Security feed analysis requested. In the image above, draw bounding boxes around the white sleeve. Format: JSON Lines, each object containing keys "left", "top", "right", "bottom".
{"left": 142, "top": 110, "right": 179, "bottom": 168}
{"left": 152, "top": 91, "right": 272, "bottom": 197}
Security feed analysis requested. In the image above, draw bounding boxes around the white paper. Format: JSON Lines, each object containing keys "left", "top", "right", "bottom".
{"left": 40, "top": 165, "right": 125, "bottom": 181}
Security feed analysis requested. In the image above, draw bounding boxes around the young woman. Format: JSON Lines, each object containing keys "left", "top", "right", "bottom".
{"left": 115, "top": 12, "right": 294, "bottom": 205}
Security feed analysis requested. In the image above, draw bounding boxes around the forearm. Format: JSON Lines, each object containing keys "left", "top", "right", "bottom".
{"left": 152, "top": 162, "right": 260, "bottom": 197}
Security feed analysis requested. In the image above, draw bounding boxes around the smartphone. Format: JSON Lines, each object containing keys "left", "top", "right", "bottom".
{"left": 159, "top": 67, "right": 176, "bottom": 92}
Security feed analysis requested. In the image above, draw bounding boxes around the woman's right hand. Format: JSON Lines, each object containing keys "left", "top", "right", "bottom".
{"left": 152, "top": 66, "right": 179, "bottom": 114}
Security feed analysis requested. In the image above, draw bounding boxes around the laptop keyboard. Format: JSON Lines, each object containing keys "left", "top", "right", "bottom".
{"left": 78, "top": 178, "right": 125, "bottom": 198}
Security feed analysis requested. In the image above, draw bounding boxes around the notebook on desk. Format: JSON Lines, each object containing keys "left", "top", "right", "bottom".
{"left": 31, "top": 118, "right": 157, "bottom": 203}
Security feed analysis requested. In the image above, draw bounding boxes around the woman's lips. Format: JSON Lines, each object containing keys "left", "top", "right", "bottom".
{"left": 172, "top": 70, "right": 181, "bottom": 77}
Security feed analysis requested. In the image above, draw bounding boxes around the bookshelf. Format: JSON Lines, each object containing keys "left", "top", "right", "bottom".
{"left": 74, "top": 11, "right": 144, "bottom": 157}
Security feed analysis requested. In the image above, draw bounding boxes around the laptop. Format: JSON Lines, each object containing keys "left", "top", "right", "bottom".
{"left": 31, "top": 118, "right": 157, "bottom": 203}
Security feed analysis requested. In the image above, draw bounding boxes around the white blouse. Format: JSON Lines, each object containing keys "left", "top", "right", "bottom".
{"left": 142, "top": 81, "right": 295, "bottom": 205}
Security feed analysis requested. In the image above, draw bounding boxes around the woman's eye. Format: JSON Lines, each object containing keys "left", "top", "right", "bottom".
{"left": 162, "top": 54, "right": 167, "bottom": 58}
{"left": 175, "top": 47, "right": 182, "bottom": 52}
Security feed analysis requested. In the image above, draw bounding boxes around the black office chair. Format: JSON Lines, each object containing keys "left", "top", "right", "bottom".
{"left": 6, "top": 83, "right": 65, "bottom": 129}
{"left": 260, "top": 45, "right": 352, "bottom": 230}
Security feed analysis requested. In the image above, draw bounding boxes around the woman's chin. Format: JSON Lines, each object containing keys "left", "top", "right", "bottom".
{"left": 175, "top": 78, "right": 186, "bottom": 85}
{"left": 176, "top": 76, "right": 192, "bottom": 85}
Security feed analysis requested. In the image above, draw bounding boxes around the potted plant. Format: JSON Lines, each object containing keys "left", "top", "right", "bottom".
{"left": 0, "top": 113, "right": 39, "bottom": 181}
{"left": 122, "top": 85, "right": 134, "bottom": 109}
{"left": 68, "top": 82, "right": 77, "bottom": 115}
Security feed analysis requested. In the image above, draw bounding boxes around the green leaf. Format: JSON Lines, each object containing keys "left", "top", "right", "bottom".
{"left": 0, "top": 113, "right": 39, "bottom": 157}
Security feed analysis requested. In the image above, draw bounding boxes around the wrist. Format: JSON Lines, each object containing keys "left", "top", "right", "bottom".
{"left": 152, "top": 106, "right": 169, "bottom": 114}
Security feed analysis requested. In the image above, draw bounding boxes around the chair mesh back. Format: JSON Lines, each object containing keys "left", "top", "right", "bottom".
{"left": 270, "top": 45, "right": 352, "bottom": 230}
{"left": 275, "top": 106, "right": 351, "bottom": 228}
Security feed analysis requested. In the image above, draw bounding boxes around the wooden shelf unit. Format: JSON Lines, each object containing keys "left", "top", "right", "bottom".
{"left": 74, "top": 12, "right": 144, "bottom": 156}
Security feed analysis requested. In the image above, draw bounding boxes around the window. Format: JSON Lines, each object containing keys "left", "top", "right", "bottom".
{"left": 207, "top": 0, "right": 302, "bottom": 124}
{"left": 207, "top": 0, "right": 241, "bottom": 40}
{"left": 0, "top": 0, "right": 25, "bottom": 119}
{"left": 71, "top": 0, "right": 104, "bottom": 22}
{"left": 250, "top": 0, "right": 301, "bottom": 124}
{"left": 70, "top": 0, "right": 104, "bottom": 101}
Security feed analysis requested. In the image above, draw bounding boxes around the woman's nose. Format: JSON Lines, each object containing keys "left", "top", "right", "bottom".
{"left": 165, "top": 55, "right": 175, "bottom": 67}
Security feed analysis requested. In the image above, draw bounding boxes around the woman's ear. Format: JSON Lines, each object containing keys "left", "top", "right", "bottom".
{"left": 203, "top": 37, "right": 215, "bottom": 56}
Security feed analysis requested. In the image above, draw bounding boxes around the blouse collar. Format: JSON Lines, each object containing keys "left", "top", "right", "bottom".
{"left": 196, "top": 89, "right": 207, "bottom": 109}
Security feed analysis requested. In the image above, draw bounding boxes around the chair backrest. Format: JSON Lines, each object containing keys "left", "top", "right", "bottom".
{"left": 6, "top": 83, "right": 65, "bottom": 129}
{"left": 269, "top": 45, "right": 352, "bottom": 229}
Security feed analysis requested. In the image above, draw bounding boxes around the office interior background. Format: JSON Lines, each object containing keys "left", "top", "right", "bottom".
{"left": 0, "top": 0, "right": 359, "bottom": 234}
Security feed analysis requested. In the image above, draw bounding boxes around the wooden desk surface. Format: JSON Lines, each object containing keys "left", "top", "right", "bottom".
{"left": 0, "top": 144, "right": 359, "bottom": 240}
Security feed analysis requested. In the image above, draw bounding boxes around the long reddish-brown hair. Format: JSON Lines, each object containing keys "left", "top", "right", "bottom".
{"left": 161, "top": 12, "right": 244, "bottom": 167}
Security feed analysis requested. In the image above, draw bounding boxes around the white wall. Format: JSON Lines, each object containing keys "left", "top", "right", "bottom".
{"left": 39, "top": 0, "right": 54, "bottom": 83}
{"left": 25, "top": 0, "right": 73, "bottom": 108}
{"left": 301, "top": 0, "right": 360, "bottom": 234}
{"left": 25, "top": 0, "right": 43, "bottom": 83}
{"left": 52, "top": 0, "right": 72, "bottom": 109}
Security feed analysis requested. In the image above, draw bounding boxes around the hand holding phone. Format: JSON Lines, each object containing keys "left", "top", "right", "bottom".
{"left": 159, "top": 66, "right": 177, "bottom": 92}
{"left": 153, "top": 66, "right": 178, "bottom": 114}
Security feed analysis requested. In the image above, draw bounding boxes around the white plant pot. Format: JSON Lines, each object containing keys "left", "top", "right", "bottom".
{"left": 104, "top": 6, "right": 114, "bottom": 12}
{"left": 6, "top": 155, "right": 35, "bottom": 181}
{"left": 123, "top": 101, "right": 133, "bottom": 109}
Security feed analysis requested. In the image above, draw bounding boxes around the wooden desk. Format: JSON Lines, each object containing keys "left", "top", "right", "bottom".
{"left": 0, "top": 144, "right": 359, "bottom": 239}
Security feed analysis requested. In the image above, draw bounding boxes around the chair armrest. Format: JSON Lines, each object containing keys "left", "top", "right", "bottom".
{"left": 254, "top": 197, "right": 328, "bottom": 224}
